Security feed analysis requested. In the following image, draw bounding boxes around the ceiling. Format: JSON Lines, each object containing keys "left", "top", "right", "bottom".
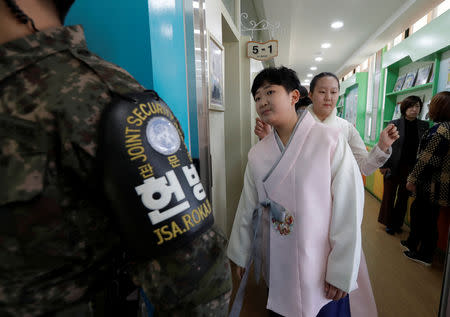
{"left": 244, "top": 0, "right": 444, "bottom": 86}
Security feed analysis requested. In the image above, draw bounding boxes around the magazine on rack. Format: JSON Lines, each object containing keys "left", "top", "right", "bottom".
{"left": 336, "top": 98, "right": 344, "bottom": 118}
{"left": 415, "top": 64, "right": 433, "bottom": 86}
{"left": 420, "top": 100, "right": 431, "bottom": 120}
{"left": 393, "top": 74, "right": 406, "bottom": 92}
{"left": 392, "top": 102, "right": 402, "bottom": 120}
{"left": 402, "top": 70, "right": 417, "bottom": 90}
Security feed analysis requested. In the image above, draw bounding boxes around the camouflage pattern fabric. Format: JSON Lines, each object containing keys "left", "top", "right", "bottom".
{"left": 0, "top": 25, "right": 230, "bottom": 316}
{"left": 132, "top": 225, "right": 231, "bottom": 317}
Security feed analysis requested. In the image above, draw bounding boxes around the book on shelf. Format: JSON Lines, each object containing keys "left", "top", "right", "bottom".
{"left": 420, "top": 100, "right": 430, "bottom": 120}
{"left": 393, "top": 74, "right": 406, "bottom": 92}
{"left": 421, "top": 94, "right": 426, "bottom": 105}
{"left": 401, "top": 70, "right": 418, "bottom": 90}
{"left": 415, "top": 64, "right": 433, "bottom": 86}
{"left": 337, "top": 106, "right": 344, "bottom": 118}
{"left": 392, "top": 102, "right": 401, "bottom": 120}
{"left": 429, "top": 68, "right": 434, "bottom": 83}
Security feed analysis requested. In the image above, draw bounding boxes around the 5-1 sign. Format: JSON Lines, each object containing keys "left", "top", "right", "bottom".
{"left": 247, "top": 40, "right": 278, "bottom": 61}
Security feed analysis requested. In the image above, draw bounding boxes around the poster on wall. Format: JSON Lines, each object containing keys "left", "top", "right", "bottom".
{"left": 208, "top": 33, "right": 225, "bottom": 111}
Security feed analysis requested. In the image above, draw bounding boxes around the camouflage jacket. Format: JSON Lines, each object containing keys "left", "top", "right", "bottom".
{"left": 0, "top": 25, "right": 230, "bottom": 316}
{"left": 0, "top": 25, "right": 143, "bottom": 316}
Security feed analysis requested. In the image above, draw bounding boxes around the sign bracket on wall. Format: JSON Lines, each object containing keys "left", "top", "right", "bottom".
{"left": 241, "top": 13, "right": 280, "bottom": 61}
{"left": 247, "top": 40, "right": 278, "bottom": 61}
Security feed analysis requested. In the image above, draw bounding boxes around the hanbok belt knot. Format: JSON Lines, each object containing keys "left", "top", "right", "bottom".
{"left": 229, "top": 199, "right": 286, "bottom": 317}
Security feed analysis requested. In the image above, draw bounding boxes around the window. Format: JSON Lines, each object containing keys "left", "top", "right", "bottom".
{"left": 393, "top": 33, "right": 403, "bottom": 46}
{"left": 344, "top": 71, "right": 353, "bottom": 81}
{"left": 411, "top": 14, "right": 428, "bottom": 33}
{"left": 437, "top": 0, "right": 450, "bottom": 17}
{"left": 361, "top": 58, "right": 369, "bottom": 71}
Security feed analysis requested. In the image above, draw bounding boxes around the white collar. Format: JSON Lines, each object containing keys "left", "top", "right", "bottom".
{"left": 306, "top": 104, "right": 337, "bottom": 125}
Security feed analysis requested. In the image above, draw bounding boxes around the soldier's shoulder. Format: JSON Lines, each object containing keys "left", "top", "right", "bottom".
{"left": 71, "top": 49, "right": 144, "bottom": 94}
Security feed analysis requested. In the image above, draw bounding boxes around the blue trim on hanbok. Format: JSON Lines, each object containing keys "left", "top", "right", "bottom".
{"left": 316, "top": 295, "right": 351, "bottom": 317}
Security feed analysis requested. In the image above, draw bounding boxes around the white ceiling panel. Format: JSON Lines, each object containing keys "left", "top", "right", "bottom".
{"left": 250, "top": 0, "right": 444, "bottom": 84}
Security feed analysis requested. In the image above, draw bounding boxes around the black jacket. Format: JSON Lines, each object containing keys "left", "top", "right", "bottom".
{"left": 382, "top": 116, "right": 429, "bottom": 177}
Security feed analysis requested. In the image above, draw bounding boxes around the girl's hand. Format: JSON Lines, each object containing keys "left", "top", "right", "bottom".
{"left": 378, "top": 124, "right": 399, "bottom": 152}
{"left": 406, "top": 182, "right": 416, "bottom": 193}
{"left": 235, "top": 265, "right": 245, "bottom": 280}
{"left": 324, "top": 282, "right": 347, "bottom": 301}
{"left": 254, "top": 118, "right": 271, "bottom": 140}
{"left": 379, "top": 168, "right": 390, "bottom": 175}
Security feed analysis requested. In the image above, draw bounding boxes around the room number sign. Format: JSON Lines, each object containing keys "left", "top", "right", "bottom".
{"left": 247, "top": 40, "right": 278, "bottom": 61}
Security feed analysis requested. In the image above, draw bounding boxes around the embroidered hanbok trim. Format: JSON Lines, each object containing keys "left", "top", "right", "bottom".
{"left": 229, "top": 199, "right": 288, "bottom": 317}
{"left": 272, "top": 212, "right": 294, "bottom": 236}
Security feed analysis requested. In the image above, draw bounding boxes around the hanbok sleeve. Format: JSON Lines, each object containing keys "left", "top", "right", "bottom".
{"left": 227, "top": 164, "right": 259, "bottom": 268}
{"left": 326, "top": 135, "right": 364, "bottom": 292}
{"left": 347, "top": 124, "right": 391, "bottom": 176}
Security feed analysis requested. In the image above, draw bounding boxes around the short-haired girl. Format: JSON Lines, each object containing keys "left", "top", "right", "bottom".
{"left": 228, "top": 67, "right": 377, "bottom": 317}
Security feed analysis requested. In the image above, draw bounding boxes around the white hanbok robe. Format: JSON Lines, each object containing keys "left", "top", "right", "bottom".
{"left": 306, "top": 105, "right": 390, "bottom": 176}
{"left": 227, "top": 112, "right": 377, "bottom": 316}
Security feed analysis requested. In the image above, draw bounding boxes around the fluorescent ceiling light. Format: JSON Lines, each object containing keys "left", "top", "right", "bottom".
{"left": 315, "top": 57, "right": 323, "bottom": 62}
{"left": 321, "top": 43, "right": 331, "bottom": 48}
{"left": 310, "top": 66, "right": 317, "bottom": 70}
{"left": 331, "top": 21, "right": 344, "bottom": 29}
{"left": 307, "top": 74, "right": 313, "bottom": 77}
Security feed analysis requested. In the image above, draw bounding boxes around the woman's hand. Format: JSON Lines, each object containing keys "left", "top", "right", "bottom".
{"left": 406, "top": 182, "right": 416, "bottom": 193}
{"left": 254, "top": 118, "right": 271, "bottom": 140}
{"left": 324, "top": 282, "right": 347, "bottom": 301}
{"left": 235, "top": 265, "right": 245, "bottom": 280}
{"left": 378, "top": 124, "right": 399, "bottom": 153}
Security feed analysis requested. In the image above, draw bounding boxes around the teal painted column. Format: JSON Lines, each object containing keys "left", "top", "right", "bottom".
{"left": 65, "top": 1, "right": 154, "bottom": 90}
{"left": 65, "top": 0, "right": 195, "bottom": 153}
{"left": 147, "top": 0, "right": 191, "bottom": 152}
{"left": 184, "top": 0, "right": 199, "bottom": 158}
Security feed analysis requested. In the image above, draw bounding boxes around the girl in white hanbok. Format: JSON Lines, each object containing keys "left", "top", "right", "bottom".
{"left": 255, "top": 72, "right": 399, "bottom": 176}
{"left": 228, "top": 67, "right": 378, "bottom": 317}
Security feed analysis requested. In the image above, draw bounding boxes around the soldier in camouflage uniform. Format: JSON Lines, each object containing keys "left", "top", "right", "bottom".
{"left": 0, "top": 0, "right": 231, "bottom": 316}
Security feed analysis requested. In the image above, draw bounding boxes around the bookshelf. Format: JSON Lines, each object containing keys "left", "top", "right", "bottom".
{"left": 385, "top": 82, "right": 433, "bottom": 97}
{"left": 336, "top": 96, "right": 344, "bottom": 118}
{"left": 381, "top": 10, "right": 450, "bottom": 128}
{"left": 367, "top": 12, "right": 450, "bottom": 246}
{"left": 339, "top": 72, "right": 368, "bottom": 138}
{"left": 382, "top": 55, "right": 439, "bottom": 126}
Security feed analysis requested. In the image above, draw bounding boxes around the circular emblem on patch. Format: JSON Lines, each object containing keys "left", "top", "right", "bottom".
{"left": 272, "top": 212, "right": 294, "bottom": 235}
{"left": 146, "top": 116, "right": 181, "bottom": 155}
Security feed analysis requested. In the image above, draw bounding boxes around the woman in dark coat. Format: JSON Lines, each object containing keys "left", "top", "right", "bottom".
{"left": 403, "top": 91, "right": 450, "bottom": 265}
{"left": 378, "top": 95, "right": 429, "bottom": 234}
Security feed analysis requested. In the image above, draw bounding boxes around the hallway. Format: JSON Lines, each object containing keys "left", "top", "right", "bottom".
{"left": 363, "top": 191, "right": 445, "bottom": 317}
